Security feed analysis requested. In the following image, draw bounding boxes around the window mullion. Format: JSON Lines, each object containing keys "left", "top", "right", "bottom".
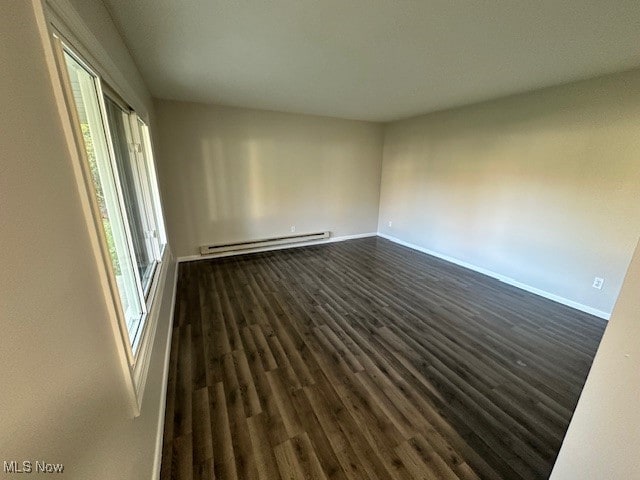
{"left": 140, "top": 123, "right": 168, "bottom": 250}
{"left": 128, "top": 114, "right": 162, "bottom": 262}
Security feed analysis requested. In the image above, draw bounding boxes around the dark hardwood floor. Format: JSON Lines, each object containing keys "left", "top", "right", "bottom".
{"left": 160, "top": 237, "right": 606, "bottom": 480}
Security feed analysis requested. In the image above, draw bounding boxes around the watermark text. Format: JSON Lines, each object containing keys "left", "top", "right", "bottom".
{"left": 3, "top": 460, "right": 64, "bottom": 474}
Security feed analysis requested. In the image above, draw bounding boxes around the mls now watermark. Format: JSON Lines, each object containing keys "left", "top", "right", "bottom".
{"left": 4, "top": 461, "right": 64, "bottom": 474}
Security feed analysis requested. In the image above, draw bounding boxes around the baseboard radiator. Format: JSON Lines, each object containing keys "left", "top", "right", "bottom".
{"left": 200, "top": 231, "right": 330, "bottom": 255}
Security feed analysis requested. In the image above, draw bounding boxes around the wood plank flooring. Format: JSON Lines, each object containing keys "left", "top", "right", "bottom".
{"left": 160, "top": 237, "right": 606, "bottom": 480}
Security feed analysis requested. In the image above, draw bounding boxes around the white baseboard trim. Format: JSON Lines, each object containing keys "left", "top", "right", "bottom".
{"left": 151, "top": 259, "right": 179, "bottom": 480}
{"left": 177, "top": 232, "right": 378, "bottom": 263}
{"left": 377, "top": 233, "right": 611, "bottom": 320}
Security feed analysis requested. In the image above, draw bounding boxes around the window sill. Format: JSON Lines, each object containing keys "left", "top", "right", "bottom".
{"left": 130, "top": 246, "right": 173, "bottom": 416}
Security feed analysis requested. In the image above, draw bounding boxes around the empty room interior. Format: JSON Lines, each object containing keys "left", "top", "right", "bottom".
{"left": 3, "top": 0, "right": 640, "bottom": 479}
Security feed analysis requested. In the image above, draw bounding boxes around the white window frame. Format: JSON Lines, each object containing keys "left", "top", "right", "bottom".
{"left": 36, "top": 0, "right": 172, "bottom": 416}
{"left": 123, "top": 114, "right": 162, "bottom": 285}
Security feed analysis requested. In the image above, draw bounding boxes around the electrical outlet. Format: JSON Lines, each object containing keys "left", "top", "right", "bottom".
{"left": 290, "top": 226, "right": 296, "bottom": 233}
{"left": 388, "top": 221, "right": 393, "bottom": 227}
{"left": 592, "top": 277, "right": 604, "bottom": 290}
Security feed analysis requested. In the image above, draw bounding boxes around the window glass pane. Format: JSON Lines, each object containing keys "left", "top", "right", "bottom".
{"left": 103, "top": 97, "right": 156, "bottom": 293}
{"left": 63, "top": 52, "right": 145, "bottom": 346}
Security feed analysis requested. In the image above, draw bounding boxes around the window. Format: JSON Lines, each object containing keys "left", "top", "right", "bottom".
{"left": 103, "top": 96, "right": 162, "bottom": 294}
{"left": 62, "top": 48, "right": 166, "bottom": 353}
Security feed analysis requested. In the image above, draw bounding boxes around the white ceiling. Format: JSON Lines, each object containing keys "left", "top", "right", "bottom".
{"left": 103, "top": 0, "right": 640, "bottom": 122}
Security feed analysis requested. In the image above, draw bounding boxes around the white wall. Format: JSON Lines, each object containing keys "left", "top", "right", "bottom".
{"left": 551, "top": 238, "right": 640, "bottom": 479}
{"left": 0, "top": 1, "right": 174, "bottom": 478}
{"left": 378, "top": 69, "right": 640, "bottom": 316}
{"left": 154, "top": 100, "right": 384, "bottom": 258}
